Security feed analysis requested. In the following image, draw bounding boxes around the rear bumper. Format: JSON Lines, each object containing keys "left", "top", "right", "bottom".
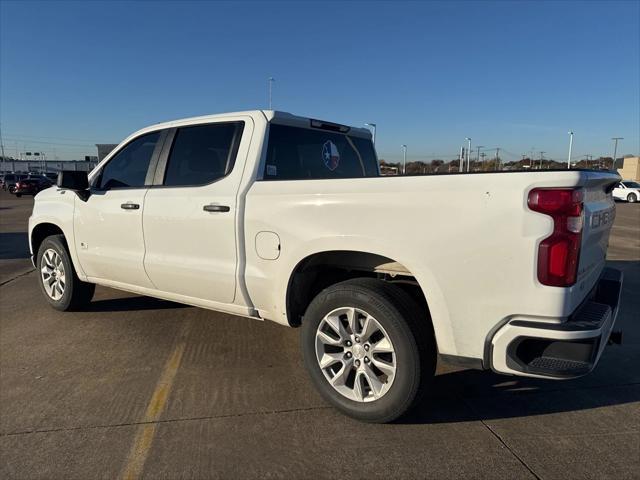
{"left": 490, "top": 267, "right": 623, "bottom": 379}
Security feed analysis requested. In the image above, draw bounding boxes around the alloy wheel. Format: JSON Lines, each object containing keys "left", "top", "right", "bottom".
{"left": 315, "top": 307, "right": 397, "bottom": 402}
{"left": 41, "top": 248, "right": 66, "bottom": 300}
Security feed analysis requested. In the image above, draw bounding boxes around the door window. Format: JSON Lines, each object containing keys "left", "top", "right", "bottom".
{"left": 163, "top": 122, "right": 244, "bottom": 187}
{"left": 96, "top": 131, "right": 161, "bottom": 189}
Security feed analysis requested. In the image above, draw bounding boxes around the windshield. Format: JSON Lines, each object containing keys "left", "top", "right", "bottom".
{"left": 622, "top": 181, "right": 640, "bottom": 188}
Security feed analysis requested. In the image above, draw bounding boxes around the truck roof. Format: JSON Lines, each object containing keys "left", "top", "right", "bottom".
{"left": 143, "top": 110, "right": 372, "bottom": 139}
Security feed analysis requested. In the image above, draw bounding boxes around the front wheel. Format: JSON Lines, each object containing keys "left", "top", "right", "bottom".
{"left": 628, "top": 193, "right": 637, "bottom": 203}
{"left": 37, "top": 235, "right": 95, "bottom": 311}
{"left": 301, "top": 278, "right": 435, "bottom": 423}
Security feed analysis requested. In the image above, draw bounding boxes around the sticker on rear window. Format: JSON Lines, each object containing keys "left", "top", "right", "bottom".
{"left": 266, "top": 164, "right": 277, "bottom": 176}
{"left": 322, "top": 140, "right": 340, "bottom": 171}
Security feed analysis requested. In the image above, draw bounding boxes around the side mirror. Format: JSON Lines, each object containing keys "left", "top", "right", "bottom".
{"left": 57, "top": 171, "right": 88, "bottom": 191}
{"left": 57, "top": 171, "right": 90, "bottom": 200}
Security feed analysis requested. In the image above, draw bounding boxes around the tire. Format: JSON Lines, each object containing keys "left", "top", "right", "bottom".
{"left": 37, "top": 235, "right": 95, "bottom": 311}
{"left": 16, "top": 193, "right": 22, "bottom": 198}
{"left": 301, "top": 278, "right": 436, "bottom": 423}
{"left": 628, "top": 193, "right": 637, "bottom": 203}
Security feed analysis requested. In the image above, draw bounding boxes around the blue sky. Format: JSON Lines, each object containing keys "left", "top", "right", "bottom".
{"left": 1, "top": 0, "right": 638, "bottom": 162}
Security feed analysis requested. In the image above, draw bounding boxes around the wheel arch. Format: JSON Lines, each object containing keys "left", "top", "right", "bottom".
{"left": 30, "top": 222, "right": 66, "bottom": 259}
{"left": 30, "top": 221, "right": 86, "bottom": 280}
{"left": 285, "top": 249, "right": 438, "bottom": 337}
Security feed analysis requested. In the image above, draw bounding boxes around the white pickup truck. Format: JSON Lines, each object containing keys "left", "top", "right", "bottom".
{"left": 29, "top": 110, "right": 623, "bottom": 422}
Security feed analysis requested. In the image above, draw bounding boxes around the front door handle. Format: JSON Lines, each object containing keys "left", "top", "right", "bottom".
{"left": 121, "top": 202, "right": 140, "bottom": 210}
{"left": 203, "top": 204, "right": 230, "bottom": 213}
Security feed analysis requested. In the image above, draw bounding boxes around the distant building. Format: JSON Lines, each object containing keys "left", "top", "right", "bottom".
{"left": 617, "top": 156, "right": 640, "bottom": 181}
{"left": 96, "top": 144, "right": 118, "bottom": 162}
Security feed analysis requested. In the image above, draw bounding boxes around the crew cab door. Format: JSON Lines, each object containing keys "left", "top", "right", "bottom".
{"left": 74, "top": 130, "right": 165, "bottom": 287}
{"left": 142, "top": 118, "right": 251, "bottom": 304}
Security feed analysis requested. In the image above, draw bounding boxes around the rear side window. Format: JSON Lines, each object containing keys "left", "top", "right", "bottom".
{"left": 97, "top": 131, "right": 160, "bottom": 189}
{"left": 163, "top": 122, "right": 244, "bottom": 187}
{"left": 263, "top": 124, "right": 378, "bottom": 180}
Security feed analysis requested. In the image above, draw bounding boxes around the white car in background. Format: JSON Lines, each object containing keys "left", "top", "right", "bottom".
{"left": 612, "top": 181, "right": 640, "bottom": 203}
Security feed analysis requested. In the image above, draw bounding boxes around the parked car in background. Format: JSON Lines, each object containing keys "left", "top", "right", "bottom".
{"left": 13, "top": 176, "right": 53, "bottom": 197}
{"left": 44, "top": 172, "right": 59, "bottom": 182}
{"left": 29, "top": 110, "right": 623, "bottom": 423}
{"left": 2, "top": 173, "right": 27, "bottom": 193}
{"left": 612, "top": 181, "right": 640, "bottom": 203}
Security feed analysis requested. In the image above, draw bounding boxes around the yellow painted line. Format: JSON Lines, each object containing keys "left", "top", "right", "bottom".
{"left": 120, "top": 321, "right": 192, "bottom": 480}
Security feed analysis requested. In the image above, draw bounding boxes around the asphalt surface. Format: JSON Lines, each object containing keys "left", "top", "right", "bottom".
{"left": 0, "top": 189, "right": 638, "bottom": 479}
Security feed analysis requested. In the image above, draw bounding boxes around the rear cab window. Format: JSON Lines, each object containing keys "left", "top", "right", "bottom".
{"left": 263, "top": 124, "right": 378, "bottom": 180}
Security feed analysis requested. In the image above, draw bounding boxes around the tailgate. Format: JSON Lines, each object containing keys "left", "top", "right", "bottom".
{"left": 577, "top": 171, "right": 620, "bottom": 289}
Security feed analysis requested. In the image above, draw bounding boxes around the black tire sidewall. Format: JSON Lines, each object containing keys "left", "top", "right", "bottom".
{"left": 302, "top": 282, "right": 422, "bottom": 422}
{"left": 629, "top": 193, "right": 637, "bottom": 203}
{"left": 37, "top": 236, "right": 76, "bottom": 311}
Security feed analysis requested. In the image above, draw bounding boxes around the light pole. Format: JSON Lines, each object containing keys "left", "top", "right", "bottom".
{"left": 364, "top": 123, "right": 377, "bottom": 146}
{"left": 539, "top": 151, "right": 545, "bottom": 169}
{"left": 567, "top": 131, "right": 574, "bottom": 169}
{"left": 459, "top": 146, "right": 464, "bottom": 172}
{"left": 401, "top": 144, "right": 407, "bottom": 175}
{"left": 611, "top": 137, "right": 623, "bottom": 170}
{"left": 465, "top": 137, "right": 471, "bottom": 172}
{"left": 268, "top": 77, "right": 275, "bottom": 110}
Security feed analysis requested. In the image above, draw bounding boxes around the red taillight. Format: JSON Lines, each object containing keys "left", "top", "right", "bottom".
{"left": 528, "top": 188, "right": 584, "bottom": 287}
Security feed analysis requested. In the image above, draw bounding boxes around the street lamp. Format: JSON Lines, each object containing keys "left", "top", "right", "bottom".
{"left": 401, "top": 144, "right": 407, "bottom": 175}
{"left": 364, "top": 123, "right": 377, "bottom": 145}
{"left": 465, "top": 137, "right": 471, "bottom": 172}
{"left": 611, "top": 137, "right": 623, "bottom": 170}
{"left": 567, "top": 131, "right": 574, "bottom": 169}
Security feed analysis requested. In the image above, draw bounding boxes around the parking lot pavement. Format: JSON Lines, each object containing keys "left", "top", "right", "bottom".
{"left": 1, "top": 189, "right": 638, "bottom": 479}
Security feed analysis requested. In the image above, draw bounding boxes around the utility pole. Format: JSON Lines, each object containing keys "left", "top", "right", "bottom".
{"left": 530, "top": 147, "right": 535, "bottom": 168}
{"left": 476, "top": 145, "right": 484, "bottom": 171}
{"left": 401, "top": 145, "right": 407, "bottom": 174}
{"left": 539, "top": 151, "right": 545, "bottom": 169}
{"left": 465, "top": 137, "right": 471, "bottom": 172}
{"left": 459, "top": 146, "right": 464, "bottom": 172}
{"left": 268, "top": 77, "right": 275, "bottom": 110}
{"left": 480, "top": 152, "right": 486, "bottom": 167}
{"left": 567, "top": 131, "right": 574, "bottom": 169}
{"left": 495, "top": 147, "right": 500, "bottom": 171}
{"left": 611, "top": 137, "right": 623, "bottom": 171}
{"left": 0, "top": 122, "right": 5, "bottom": 166}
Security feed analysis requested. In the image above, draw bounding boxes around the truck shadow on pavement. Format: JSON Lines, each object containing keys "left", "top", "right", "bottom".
{"left": 400, "top": 365, "right": 640, "bottom": 425}
{"left": 0, "top": 232, "right": 30, "bottom": 259}
{"left": 86, "top": 295, "right": 189, "bottom": 312}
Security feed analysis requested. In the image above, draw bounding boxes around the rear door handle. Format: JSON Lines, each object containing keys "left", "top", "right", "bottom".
{"left": 203, "top": 204, "right": 230, "bottom": 213}
{"left": 121, "top": 202, "right": 140, "bottom": 210}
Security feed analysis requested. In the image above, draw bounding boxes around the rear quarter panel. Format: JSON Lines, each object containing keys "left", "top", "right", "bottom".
{"left": 244, "top": 171, "right": 607, "bottom": 359}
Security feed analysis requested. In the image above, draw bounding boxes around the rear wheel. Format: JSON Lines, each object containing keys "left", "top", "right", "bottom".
{"left": 301, "top": 278, "right": 435, "bottom": 423}
{"left": 628, "top": 193, "right": 637, "bottom": 203}
{"left": 37, "top": 235, "right": 95, "bottom": 311}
